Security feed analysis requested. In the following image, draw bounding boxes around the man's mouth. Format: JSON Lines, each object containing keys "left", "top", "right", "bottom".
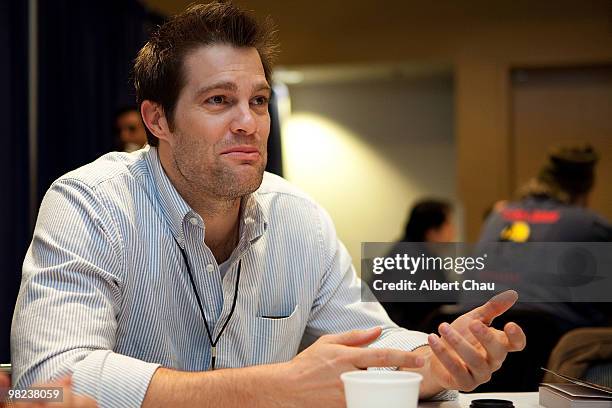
{"left": 220, "top": 145, "right": 261, "bottom": 161}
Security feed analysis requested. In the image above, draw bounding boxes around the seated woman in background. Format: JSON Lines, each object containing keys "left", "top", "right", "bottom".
{"left": 381, "top": 199, "right": 456, "bottom": 332}
{"left": 402, "top": 199, "right": 455, "bottom": 243}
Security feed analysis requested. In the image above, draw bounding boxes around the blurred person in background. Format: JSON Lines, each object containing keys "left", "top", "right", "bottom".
{"left": 381, "top": 199, "right": 457, "bottom": 332}
{"left": 478, "top": 143, "right": 611, "bottom": 329}
{"left": 470, "top": 143, "right": 612, "bottom": 391}
{"left": 114, "top": 106, "right": 148, "bottom": 152}
{"left": 481, "top": 143, "right": 610, "bottom": 244}
{"left": 403, "top": 199, "right": 456, "bottom": 243}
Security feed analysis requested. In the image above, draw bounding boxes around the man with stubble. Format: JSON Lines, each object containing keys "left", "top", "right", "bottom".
{"left": 12, "top": 3, "right": 525, "bottom": 407}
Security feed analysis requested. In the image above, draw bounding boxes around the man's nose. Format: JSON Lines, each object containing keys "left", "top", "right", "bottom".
{"left": 230, "top": 103, "right": 257, "bottom": 135}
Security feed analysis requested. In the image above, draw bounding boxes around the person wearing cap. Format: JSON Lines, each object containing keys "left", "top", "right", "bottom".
{"left": 478, "top": 143, "right": 612, "bottom": 327}
{"left": 481, "top": 143, "right": 610, "bottom": 243}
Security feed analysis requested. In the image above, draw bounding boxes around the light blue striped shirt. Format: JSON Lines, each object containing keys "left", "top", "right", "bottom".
{"left": 12, "top": 146, "right": 433, "bottom": 407}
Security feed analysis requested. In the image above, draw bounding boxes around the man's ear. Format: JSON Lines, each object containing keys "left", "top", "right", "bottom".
{"left": 141, "top": 100, "right": 172, "bottom": 143}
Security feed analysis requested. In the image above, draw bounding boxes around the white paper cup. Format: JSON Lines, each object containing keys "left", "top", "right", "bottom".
{"left": 340, "top": 370, "right": 423, "bottom": 408}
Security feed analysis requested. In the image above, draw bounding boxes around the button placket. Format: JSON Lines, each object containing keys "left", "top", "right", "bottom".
{"left": 212, "top": 243, "right": 249, "bottom": 340}
{"left": 183, "top": 217, "right": 224, "bottom": 326}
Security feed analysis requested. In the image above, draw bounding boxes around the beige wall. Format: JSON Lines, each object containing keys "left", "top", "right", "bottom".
{"left": 144, "top": 0, "right": 612, "bottom": 240}
{"left": 510, "top": 66, "right": 612, "bottom": 220}
{"left": 455, "top": 17, "right": 612, "bottom": 240}
{"left": 281, "top": 75, "right": 455, "bottom": 273}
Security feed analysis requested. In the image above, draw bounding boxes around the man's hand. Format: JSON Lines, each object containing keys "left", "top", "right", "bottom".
{"left": 0, "top": 373, "right": 97, "bottom": 408}
{"left": 277, "top": 327, "right": 425, "bottom": 407}
{"left": 144, "top": 327, "right": 424, "bottom": 408}
{"left": 413, "top": 290, "right": 526, "bottom": 396}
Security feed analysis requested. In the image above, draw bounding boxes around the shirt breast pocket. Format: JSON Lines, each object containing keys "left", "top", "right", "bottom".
{"left": 252, "top": 303, "right": 303, "bottom": 364}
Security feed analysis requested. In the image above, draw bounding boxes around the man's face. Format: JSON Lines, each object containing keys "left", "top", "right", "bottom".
{"left": 165, "top": 45, "right": 271, "bottom": 199}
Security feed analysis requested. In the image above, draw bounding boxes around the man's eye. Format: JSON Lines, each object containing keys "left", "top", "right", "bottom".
{"left": 207, "top": 95, "right": 226, "bottom": 105}
{"left": 252, "top": 96, "right": 269, "bottom": 106}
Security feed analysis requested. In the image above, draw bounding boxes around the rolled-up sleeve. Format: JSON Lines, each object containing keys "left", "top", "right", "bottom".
{"left": 11, "top": 179, "right": 159, "bottom": 407}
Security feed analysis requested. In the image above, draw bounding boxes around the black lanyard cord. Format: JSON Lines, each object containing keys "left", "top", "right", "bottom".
{"left": 176, "top": 242, "right": 242, "bottom": 370}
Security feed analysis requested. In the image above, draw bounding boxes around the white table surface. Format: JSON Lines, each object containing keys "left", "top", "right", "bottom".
{"left": 420, "top": 392, "right": 540, "bottom": 408}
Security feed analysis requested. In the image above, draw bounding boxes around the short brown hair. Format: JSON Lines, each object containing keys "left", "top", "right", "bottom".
{"left": 134, "top": 2, "right": 278, "bottom": 146}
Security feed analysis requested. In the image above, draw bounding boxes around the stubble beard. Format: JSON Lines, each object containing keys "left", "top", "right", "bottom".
{"left": 172, "top": 133, "right": 267, "bottom": 201}
{"left": 204, "top": 156, "right": 266, "bottom": 199}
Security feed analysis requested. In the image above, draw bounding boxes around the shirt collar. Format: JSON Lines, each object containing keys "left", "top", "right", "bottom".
{"left": 240, "top": 191, "right": 267, "bottom": 245}
{"left": 145, "top": 146, "right": 192, "bottom": 247}
{"left": 145, "top": 146, "right": 267, "bottom": 248}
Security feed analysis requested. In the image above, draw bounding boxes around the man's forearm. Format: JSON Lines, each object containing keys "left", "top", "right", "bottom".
{"left": 142, "top": 363, "right": 288, "bottom": 408}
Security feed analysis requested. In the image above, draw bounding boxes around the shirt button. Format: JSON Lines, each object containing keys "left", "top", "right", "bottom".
{"left": 189, "top": 217, "right": 198, "bottom": 226}
{"left": 206, "top": 264, "right": 215, "bottom": 273}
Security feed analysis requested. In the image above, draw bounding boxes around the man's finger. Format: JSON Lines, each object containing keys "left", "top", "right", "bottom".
{"left": 439, "top": 323, "right": 490, "bottom": 383}
{"left": 468, "top": 320, "right": 508, "bottom": 371}
{"left": 469, "top": 290, "right": 518, "bottom": 325}
{"left": 428, "top": 333, "right": 471, "bottom": 389}
{"left": 350, "top": 348, "right": 425, "bottom": 369}
{"left": 504, "top": 322, "right": 526, "bottom": 351}
{"left": 320, "top": 327, "right": 382, "bottom": 347}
